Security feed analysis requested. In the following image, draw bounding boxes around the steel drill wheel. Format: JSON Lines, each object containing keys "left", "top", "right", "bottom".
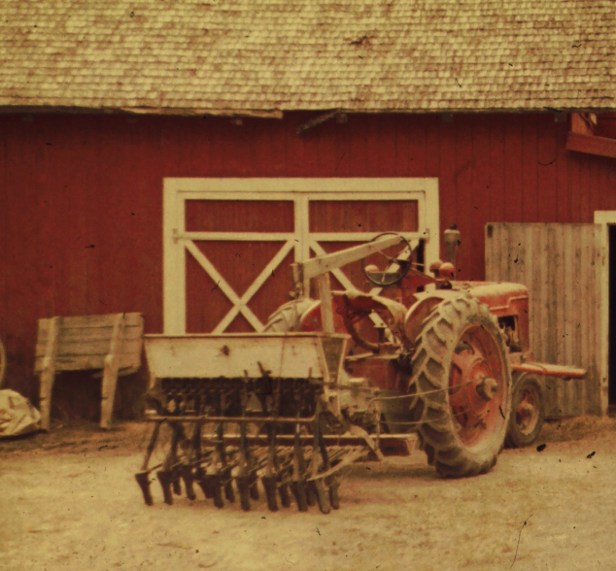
{"left": 262, "top": 298, "right": 316, "bottom": 332}
{"left": 506, "top": 374, "right": 544, "bottom": 448}
{"left": 409, "top": 294, "right": 511, "bottom": 477}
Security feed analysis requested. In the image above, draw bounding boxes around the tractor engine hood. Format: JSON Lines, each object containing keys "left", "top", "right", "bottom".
{"left": 453, "top": 281, "right": 529, "bottom": 314}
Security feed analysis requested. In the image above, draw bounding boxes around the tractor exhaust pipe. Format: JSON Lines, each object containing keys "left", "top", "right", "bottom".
{"left": 443, "top": 226, "right": 461, "bottom": 268}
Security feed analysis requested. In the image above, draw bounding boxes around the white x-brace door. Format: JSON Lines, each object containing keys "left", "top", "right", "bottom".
{"left": 163, "top": 178, "right": 440, "bottom": 334}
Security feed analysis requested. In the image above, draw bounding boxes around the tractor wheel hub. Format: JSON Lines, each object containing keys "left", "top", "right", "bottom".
{"left": 476, "top": 377, "right": 498, "bottom": 401}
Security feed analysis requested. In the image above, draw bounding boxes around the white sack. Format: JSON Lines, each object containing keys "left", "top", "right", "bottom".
{"left": 0, "top": 389, "right": 41, "bottom": 437}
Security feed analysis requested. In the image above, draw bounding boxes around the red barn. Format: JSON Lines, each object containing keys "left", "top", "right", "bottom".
{"left": 1, "top": 1, "right": 615, "bottom": 421}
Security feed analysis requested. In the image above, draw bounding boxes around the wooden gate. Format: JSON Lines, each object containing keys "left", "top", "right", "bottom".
{"left": 163, "top": 178, "right": 440, "bottom": 335}
{"left": 485, "top": 223, "right": 606, "bottom": 416}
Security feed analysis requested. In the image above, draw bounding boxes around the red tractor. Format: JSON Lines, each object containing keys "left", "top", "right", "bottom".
{"left": 136, "top": 231, "right": 585, "bottom": 511}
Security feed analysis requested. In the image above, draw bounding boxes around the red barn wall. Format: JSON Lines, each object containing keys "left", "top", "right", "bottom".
{"left": 1, "top": 112, "right": 615, "bottom": 414}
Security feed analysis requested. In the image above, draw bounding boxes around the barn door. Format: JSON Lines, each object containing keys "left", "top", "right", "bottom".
{"left": 485, "top": 223, "right": 606, "bottom": 417}
{"left": 164, "top": 178, "right": 439, "bottom": 335}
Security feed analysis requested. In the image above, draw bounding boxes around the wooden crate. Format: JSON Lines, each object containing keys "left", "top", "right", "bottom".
{"left": 35, "top": 312, "right": 143, "bottom": 430}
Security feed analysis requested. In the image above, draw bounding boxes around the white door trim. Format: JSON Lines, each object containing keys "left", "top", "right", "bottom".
{"left": 163, "top": 177, "right": 440, "bottom": 334}
{"left": 594, "top": 211, "right": 616, "bottom": 412}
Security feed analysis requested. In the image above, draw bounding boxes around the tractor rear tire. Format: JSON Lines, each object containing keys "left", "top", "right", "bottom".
{"left": 409, "top": 293, "right": 511, "bottom": 477}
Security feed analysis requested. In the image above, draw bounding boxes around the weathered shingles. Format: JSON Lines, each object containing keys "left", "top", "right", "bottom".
{"left": 0, "top": 0, "right": 614, "bottom": 114}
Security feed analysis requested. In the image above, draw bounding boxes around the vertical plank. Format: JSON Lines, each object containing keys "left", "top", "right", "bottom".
{"left": 39, "top": 316, "right": 61, "bottom": 431}
{"left": 502, "top": 117, "right": 524, "bottom": 221}
{"left": 100, "top": 313, "right": 124, "bottom": 429}
{"left": 561, "top": 225, "right": 574, "bottom": 366}
{"left": 536, "top": 115, "right": 559, "bottom": 223}
{"left": 594, "top": 224, "right": 608, "bottom": 414}
{"left": 485, "top": 222, "right": 601, "bottom": 417}
{"left": 521, "top": 116, "right": 538, "bottom": 222}
{"left": 489, "top": 116, "right": 506, "bottom": 220}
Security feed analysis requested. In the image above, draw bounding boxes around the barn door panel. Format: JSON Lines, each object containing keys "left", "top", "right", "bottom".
{"left": 485, "top": 223, "right": 605, "bottom": 417}
{"left": 164, "top": 178, "right": 439, "bottom": 335}
{"left": 183, "top": 197, "right": 297, "bottom": 333}
{"left": 185, "top": 240, "right": 295, "bottom": 332}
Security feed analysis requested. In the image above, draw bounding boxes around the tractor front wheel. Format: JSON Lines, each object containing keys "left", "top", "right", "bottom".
{"left": 506, "top": 374, "right": 544, "bottom": 448}
{"left": 409, "top": 294, "right": 511, "bottom": 477}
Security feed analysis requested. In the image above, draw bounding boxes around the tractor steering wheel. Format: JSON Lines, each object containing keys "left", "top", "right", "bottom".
{"left": 360, "top": 232, "right": 413, "bottom": 287}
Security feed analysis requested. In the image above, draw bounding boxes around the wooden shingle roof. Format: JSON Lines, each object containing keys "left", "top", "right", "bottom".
{"left": 1, "top": 0, "right": 614, "bottom": 116}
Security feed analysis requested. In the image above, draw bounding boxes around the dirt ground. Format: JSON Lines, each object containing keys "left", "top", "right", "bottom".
{"left": 1, "top": 416, "right": 615, "bottom": 571}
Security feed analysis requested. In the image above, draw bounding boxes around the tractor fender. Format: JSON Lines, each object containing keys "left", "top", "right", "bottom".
{"left": 404, "top": 290, "right": 463, "bottom": 343}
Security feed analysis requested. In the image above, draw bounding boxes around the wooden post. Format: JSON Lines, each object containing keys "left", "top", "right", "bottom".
{"left": 39, "top": 317, "right": 60, "bottom": 431}
{"left": 100, "top": 313, "right": 124, "bottom": 429}
{"left": 316, "top": 274, "right": 335, "bottom": 333}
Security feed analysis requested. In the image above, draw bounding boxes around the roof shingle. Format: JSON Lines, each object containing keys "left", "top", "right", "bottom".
{"left": 0, "top": 0, "right": 614, "bottom": 115}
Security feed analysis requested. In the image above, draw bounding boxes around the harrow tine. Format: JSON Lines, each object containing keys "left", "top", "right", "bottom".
{"left": 157, "top": 470, "right": 174, "bottom": 505}
{"left": 180, "top": 465, "right": 197, "bottom": 501}
{"left": 198, "top": 420, "right": 228, "bottom": 508}
{"left": 158, "top": 421, "right": 186, "bottom": 502}
{"left": 195, "top": 466, "right": 212, "bottom": 499}
{"left": 191, "top": 423, "right": 214, "bottom": 500}
{"left": 249, "top": 472, "right": 260, "bottom": 500}
{"left": 204, "top": 474, "right": 224, "bottom": 508}
{"left": 278, "top": 481, "right": 291, "bottom": 508}
{"left": 235, "top": 475, "right": 252, "bottom": 511}
{"left": 224, "top": 468, "right": 235, "bottom": 502}
{"left": 139, "top": 420, "right": 163, "bottom": 472}
{"left": 262, "top": 475, "right": 279, "bottom": 512}
{"left": 290, "top": 423, "right": 311, "bottom": 511}
{"left": 135, "top": 471, "right": 154, "bottom": 506}
{"left": 309, "top": 408, "right": 333, "bottom": 513}
{"left": 182, "top": 422, "right": 202, "bottom": 501}
{"left": 305, "top": 480, "right": 317, "bottom": 507}
{"left": 309, "top": 479, "right": 331, "bottom": 515}
{"left": 213, "top": 420, "right": 240, "bottom": 504}
{"left": 172, "top": 472, "right": 182, "bottom": 496}
{"left": 262, "top": 424, "right": 280, "bottom": 512}
{"left": 290, "top": 481, "right": 309, "bottom": 512}
{"left": 274, "top": 448, "right": 295, "bottom": 508}
{"left": 135, "top": 421, "right": 163, "bottom": 506}
{"left": 236, "top": 410, "right": 265, "bottom": 510}
{"left": 328, "top": 477, "right": 341, "bottom": 510}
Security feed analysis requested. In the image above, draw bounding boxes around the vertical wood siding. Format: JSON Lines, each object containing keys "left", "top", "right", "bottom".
{"left": 485, "top": 223, "right": 605, "bottom": 416}
{"left": 1, "top": 112, "right": 616, "bottom": 409}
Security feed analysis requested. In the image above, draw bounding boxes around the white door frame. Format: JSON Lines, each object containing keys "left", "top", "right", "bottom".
{"left": 594, "top": 210, "right": 615, "bottom": 412}
{"left": 163, "top": 177, "right": 440, "bottom": 334}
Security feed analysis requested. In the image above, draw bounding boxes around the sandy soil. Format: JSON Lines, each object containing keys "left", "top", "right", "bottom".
{"left": 1, "top": 417, "right": 615, "bottom": 571}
